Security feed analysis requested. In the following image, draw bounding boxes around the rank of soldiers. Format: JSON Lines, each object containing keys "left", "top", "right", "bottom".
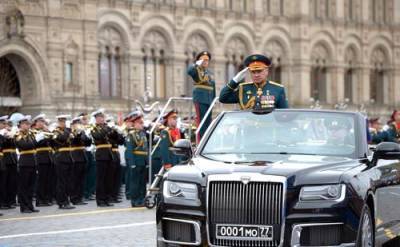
{"left": 0, "top": 108, "right": 191, "bottom": 214}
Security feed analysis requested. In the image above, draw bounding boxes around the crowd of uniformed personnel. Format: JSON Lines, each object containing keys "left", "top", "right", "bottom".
{"left": 0, "top": 108, "right": 190, "bottom": 214}
{"left": 369, "top": 110, "right": 400, "bottom": 145}
{"left": 0, "top": 51, "right": 292, "bottom": 215}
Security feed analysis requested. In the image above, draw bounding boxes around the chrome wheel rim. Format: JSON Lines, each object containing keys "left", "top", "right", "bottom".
{"left": 361, "top": 211, "right": 373, "bottom": 247}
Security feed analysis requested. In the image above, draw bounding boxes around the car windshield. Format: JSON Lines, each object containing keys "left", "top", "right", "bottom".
{"left": 201, "top": 111, "right": 356, "bottom": 162}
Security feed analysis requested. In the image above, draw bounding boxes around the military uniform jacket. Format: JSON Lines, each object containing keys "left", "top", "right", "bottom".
{"left": 70, "top": 132, "right": 92, "bottom": 163}
{"left": 160, "top": 127, "right": 182, "bottom": 166}
{"left": 1, "top": 135, "right": 17, "bottom": 166}
{"left": 125, "top": 129, "right": 148, "bottom": 167}
{"left": 219, "top": 80, "right": 288, "bottom": 109}
{"left": 15, "top": 131, "right": 37, "bottom": 167}
{"left": 91, "top": 124, "right": 113, "bottom": 161}
{"left": 52, "top": 127, "right": 73, "bottom": 164}
{"left": 384, "top": 123, "right": 400, "bottom": 143}
{"left": 187, "top": 64, "right": 216, "bottom": 105}
{"left": 109, "top": 130, "right": 124, "bottom": 163}
{"left": 34, "top": 130, "right": 54, "bottom": 165}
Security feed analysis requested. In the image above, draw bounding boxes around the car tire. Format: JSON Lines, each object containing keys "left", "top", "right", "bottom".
{"left": 357, "top": 204, "right": 375, "bottom": 247}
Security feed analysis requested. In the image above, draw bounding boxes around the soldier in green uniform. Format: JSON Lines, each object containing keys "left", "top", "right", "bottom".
{"left": 187, "top": 51, "right": 216, "bottom": 141}
{"left": 123, "top": 112, "right": 135, "bottom": 200}
{"left": 126, "top": 111, "right": 148, "bottom": 207}
{"left": 160, "top": 110, "right": 183, "bottom": 169}
{"left": 219, "top": 54, "right": 288, "bottom": 109}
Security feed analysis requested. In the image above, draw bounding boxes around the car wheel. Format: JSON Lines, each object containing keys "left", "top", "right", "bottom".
{"left": 357, "top": 204, "right": 374, "bottom": 247}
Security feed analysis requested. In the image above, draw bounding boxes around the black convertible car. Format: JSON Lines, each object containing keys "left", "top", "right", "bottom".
{"left": 156, "top": 109, "right": 400, "bottom": 247}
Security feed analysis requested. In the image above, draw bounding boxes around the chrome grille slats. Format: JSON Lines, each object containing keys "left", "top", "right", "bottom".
{"left": 208, "top": 178, "right": 284, "bottom": 247}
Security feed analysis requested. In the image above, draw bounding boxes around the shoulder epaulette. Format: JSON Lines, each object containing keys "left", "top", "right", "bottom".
{"left": 240, "top": 82, "right": 254, "bottom": 86}
{"left": 269, "top": 81, "right": 284, "bottom": 87}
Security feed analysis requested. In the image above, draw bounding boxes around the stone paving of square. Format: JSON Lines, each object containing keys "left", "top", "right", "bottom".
{"left": 0, "top": 200, "right": 156, "bottom": 247}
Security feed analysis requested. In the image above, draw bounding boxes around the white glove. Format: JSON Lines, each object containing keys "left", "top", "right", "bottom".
{"left": 35, "top": 132, "right": 45, "bottom": 142}
{"left": 0, "top": 129, "right": 7, "bottom": 136}
{"left": 233, "top": 67, "right": 249, "bottom": 83}
{"left": 195, "top": 59, "right": 203, "bottom": 66}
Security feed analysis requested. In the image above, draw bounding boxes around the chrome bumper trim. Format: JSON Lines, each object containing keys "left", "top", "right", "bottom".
{"left": 161, "top": 217, "right": 201, "bottom": 246}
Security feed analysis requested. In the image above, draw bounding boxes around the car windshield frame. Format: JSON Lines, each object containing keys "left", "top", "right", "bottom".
{"left": 198, "top": 109, "right": 362, "bottom": 161}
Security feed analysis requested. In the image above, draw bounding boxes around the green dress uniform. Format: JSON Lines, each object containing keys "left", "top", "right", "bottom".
{"left": 151, "top": 128, "right": 163, "bottom": 179}
{"left": 219, "top": 80, "right": 288, "bottom": 109}
{"left": 219, "top": 54, "right": 288, "bottom": 110}
{"left": 126, "top": 129, "right": 148, "bottom": 207}
{"left": 187, "top": 51, "right": 216, "bottom": 140}
{"left": 160, "top": 127, "right": 182, "bottom": 167}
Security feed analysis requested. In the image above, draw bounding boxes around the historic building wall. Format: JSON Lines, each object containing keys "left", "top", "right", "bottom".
{"left": 0, "top": 0, "right": 399, "bottom": 118}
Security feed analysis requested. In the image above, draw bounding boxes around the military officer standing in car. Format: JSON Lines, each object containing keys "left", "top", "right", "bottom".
{"left": 126, "top": 111, "right": 148, "bottom": 207}
{"left": 187, "top": 51, "right": 216, "bottom": 141}
{"left": 219, "top": 54, "right": 288, "bottom": 109}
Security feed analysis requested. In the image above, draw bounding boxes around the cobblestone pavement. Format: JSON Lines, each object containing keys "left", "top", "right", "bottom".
{"left": 0, "top": 200, "right": 156, "bottom": 247}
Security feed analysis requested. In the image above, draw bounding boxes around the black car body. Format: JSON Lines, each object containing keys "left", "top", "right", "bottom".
{"left": 156, "top": 109, "right": 400, "bottom": 247}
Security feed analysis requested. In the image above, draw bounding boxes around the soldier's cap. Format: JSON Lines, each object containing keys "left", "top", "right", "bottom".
{"left": 71, "top": 116, "right": 82, "bottom": 124}
{"left": 32, "top": 113, "right": 46, "bottom": 122}
{"left": 91, "top": 108, "right": 105, "bottom": 118}
{"left": 196, "top": 51, "right": 211, "bottom": 61}
{"left": 244, "top": 54, "right": 271, "bottom": 71}
{"left": 78, "top": 112, "right": 88, "bottom": 117}
{"left": 106, "top": 116, "right": 114, "bottom": 123}
{"left": 18, "top": 115, "right": 31, "bottom": 124}
{"left": 130, "top": 111, "right": 143, "bottom": 123}
{"left": 56, "top": 114, "right": 71, "bottom": 121}
{"left": 368, "top": 118, "right": 380, "bottom": 124}
{"left": 0, "top": 115, "right": 9, "bottom": 122}
{"left": 163, "top": 109, "right": 178, "bottom": 123}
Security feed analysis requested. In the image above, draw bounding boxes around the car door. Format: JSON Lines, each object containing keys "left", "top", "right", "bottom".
{"left": 374, "top": 158, "right": 400, "bottom": 246}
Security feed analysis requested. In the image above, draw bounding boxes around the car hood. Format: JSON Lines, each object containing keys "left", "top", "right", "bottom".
{"left": 165, "top": 154, "right": 361, "bottom": 187}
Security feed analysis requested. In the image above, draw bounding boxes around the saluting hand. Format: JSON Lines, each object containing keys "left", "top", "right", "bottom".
{"left": 195, "top": 59, "right": 204, "bottom": 66}
{"left": 233, "top": 67, "right": 249, "bottom": 83}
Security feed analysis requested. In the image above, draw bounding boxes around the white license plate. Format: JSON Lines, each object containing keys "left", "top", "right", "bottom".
{"left": 216, "top": 224, "right": 273, "bottom": 240}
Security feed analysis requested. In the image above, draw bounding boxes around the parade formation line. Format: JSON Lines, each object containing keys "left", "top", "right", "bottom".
{"left": 0, "top": 207, "right": 146, "bottom": 222}
{"left": 0, "top": 221, "right": 155, "bottom": 239}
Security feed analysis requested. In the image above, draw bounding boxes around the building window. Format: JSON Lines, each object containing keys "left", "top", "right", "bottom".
{"left": 98, "top": 26, "right": 123, "bottom": 98}
{"left": 269, "top": 63, "right": 281, "bottom": 83}
{"left": 142, "top": 30, "right": 169, "bottom": 99}
{"left": 225, "top": 37, "right": 248, "bottom": 82}
{"left": 370, "top": 69, "right": 384, "bottom": 104}
{"left": 344, "top": 69, "right": 354, "bottom": 102}
{"left": 310, "top": 67, "right": 327, "bottom": 102}
{"left": 65, "top": 62, "right": 73, "bottom": 84}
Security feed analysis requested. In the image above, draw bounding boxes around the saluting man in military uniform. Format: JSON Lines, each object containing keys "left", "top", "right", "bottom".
{"left": 187, "top": 51, "right": 216, "bottom": 141}
{"left": 160, "top": 110, "right": 183, "bottom": 169}
{"left": 52, "top": 115, "right": 75, "bottom": 210}
{"left": 219, "top": 54, "right": 288, "bottom": 109}
{"left": 32, "top": 114, "right": 54, "bottom": 207}
{"left": 125, "top": 111, "right": 148, "bottom": 207}
{"left": 15, "top": 115, "right": 40, "bottom": 213}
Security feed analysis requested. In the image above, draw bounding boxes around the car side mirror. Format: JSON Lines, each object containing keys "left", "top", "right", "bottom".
{"left": 172, "top": 139, "right": 193, "bottom": 159}
{"left": 373, "top": 142, "right": 400, "bottom": 161}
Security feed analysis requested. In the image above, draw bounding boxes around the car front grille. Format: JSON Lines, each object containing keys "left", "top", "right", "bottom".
{"left": 208, "top": 180, "right": 284, "bottom": 247}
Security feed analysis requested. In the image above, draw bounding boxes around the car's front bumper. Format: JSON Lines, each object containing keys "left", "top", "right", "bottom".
{"left": 157, "top": 208, "right": 357, "bottom": 247}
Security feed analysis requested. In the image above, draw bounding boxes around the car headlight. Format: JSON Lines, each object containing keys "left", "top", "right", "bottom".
{"left": 163, "top": 181, "right": 200, "bottom": 205}
{"left": 299, "top": 184, "right": 346, "bottom": 202}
